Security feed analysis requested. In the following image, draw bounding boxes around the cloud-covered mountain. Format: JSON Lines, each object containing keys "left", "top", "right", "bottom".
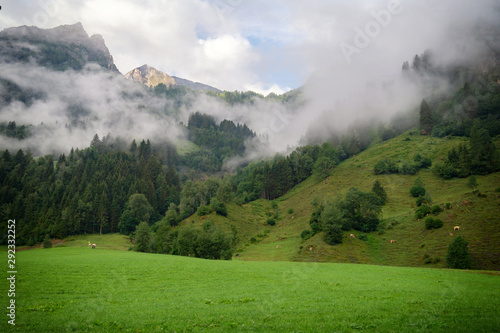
{"left": 0, "top": 22, "right": 119, "bottom": 72}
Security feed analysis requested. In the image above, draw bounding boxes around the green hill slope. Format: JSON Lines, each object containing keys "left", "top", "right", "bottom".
{"left": 183, "top": 131, "right": 500, "bottom": 270}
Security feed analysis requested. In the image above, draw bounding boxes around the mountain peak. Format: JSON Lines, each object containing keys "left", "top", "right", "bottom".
{"left": 125, "top": 64, "right": 175, "bottom": 87}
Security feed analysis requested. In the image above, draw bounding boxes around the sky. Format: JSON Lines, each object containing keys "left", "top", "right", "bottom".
{"left": 1, "top": 0, "right": 497, "bottom": 95}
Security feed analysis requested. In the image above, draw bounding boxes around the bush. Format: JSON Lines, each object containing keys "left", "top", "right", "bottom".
{"left": 374, "top": 159, "right": 398, "bottom": 175}
{"left": 416, "top": 196, "right": 425, "bottom": 206}
{"left": 415, "top": 205, "right": 431, "bottom": 219}
{"left": 445, "top": 203, "right": 451, "bottom": 209}
{"left": 266, "top": 218, "right": 276, "bottom": 226}
{"left": 410, "top": 186, "right": 426, "bottom": 198}
{"left": 301, "top": 230, "right": 312, "bottom": 240}
{"left": 425, "top": 217, "right": 443, "bottom": 230}
{"left": 43, "top": 235, "right": 52, "bottom": 249}
{"left": 447, "top": 236, "right": 472, "bottom": 269}
{"left": 358, "top": 234, "right": 368, "bottom": 241}
{"left": 431, "top": 205, "right": 443, "bottom": 215}
{"left": 288, "top": 208, "right": 294, "bottom": 214}
{"left": 210, "top": 198, "right": 228, "bottom": 217}
{"left": 197, "top": 205, "right": 213, "bottom": 216}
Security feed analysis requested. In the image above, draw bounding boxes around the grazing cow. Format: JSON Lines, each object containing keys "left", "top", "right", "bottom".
{"left": 88, "top": 242, "right": 92, "bottom": 246}
{"left": 309, "top": 246, "right": 313, "bottom": 251}
{"left": 276, "top": 245, "right": 279, "bottom": 249}
{"left": 390, "top": 240, "right": 396, "bottom": 243}
{"left": 92, "top": 244, "right": 96, "bottom": 249}
{"left": 350, "top": 234, "right": 355, "bottom": 238}
{"left": 454, "top": 226, "right": 460, "bottom": 230}
{"left": 291, "top": 216, "right": 294, "bottom": 219}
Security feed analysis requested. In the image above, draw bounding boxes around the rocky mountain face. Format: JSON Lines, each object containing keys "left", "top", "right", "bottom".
{"left": 126, "top": 64, "right": 221, "bottom": 92}
{"left": 0, "top": 22, "right": 119, "bottom": 72}
{"left": 125, "top": 64, "right": 176, "bottom": 87}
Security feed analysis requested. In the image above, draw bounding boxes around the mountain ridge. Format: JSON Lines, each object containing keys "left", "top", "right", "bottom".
{"left": 125, "top": 64, "right": 222, "bottom": 92}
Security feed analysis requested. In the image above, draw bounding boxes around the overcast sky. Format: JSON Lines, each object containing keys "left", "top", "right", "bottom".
{"left": 0, "top": 0, "right": 498, "bottom": 95}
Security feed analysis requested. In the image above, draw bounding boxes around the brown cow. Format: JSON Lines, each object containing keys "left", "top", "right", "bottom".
{"left": 454, "top": 226, "right": 460, "bottom": 230}
{"left": 390, "top": 240, "right": 396, "bottom": 244}
{"left": 350, "top": 234, "right": 355, "bottom": 238}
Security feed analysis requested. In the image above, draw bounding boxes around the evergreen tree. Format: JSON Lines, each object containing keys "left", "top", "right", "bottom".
{"left": 419, "top": 99, "right": 433, "bottom": 134}
{"left": 447, "top": 236, "right": 472, "bottom": 269}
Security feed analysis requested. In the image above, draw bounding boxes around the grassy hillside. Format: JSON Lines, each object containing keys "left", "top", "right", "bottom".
{"left": 2, "top": 247, "right": 499, "bottom": 332}
{"left": 183, "top": 132, "right": 500, "bottom": 270}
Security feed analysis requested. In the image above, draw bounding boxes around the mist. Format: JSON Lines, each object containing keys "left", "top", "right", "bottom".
{"left": 0, "top": 0, "right": 499, "bottom": 163}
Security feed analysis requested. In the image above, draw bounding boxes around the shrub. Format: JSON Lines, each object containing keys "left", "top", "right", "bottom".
{"left": 266, "top": 218, "right": 276, "bottom": 226}
{"left": 358, "top": 234, "right": 368, "bottom": 241}
{"left": 447, "top": 236, "right": 472, "bottom": 269}
{"left": 210, "top": 198, "right": 228, "bottom": 217}
{"left": 431, "top": 205, "right": 443, "bottom": 215}
{"left": 399, "top": 160, "right": 417, "bottom": 175}
{"left": 445, "top": 203, "right": 451, "bottom": 209}
{"left": 372, "top": 180, "right": 387, "bottom": 205}
{"left": 415, "top": 205, "right": 431, "bottom": 219}
{"left": 288, "top": 208, "right": 294, "bottom": 214}
{"left": 425, "top": 217, "right": 443, "bottom": 230}
{"left": 410, "top": 186, "right": 426, "bottom": 198}
{"left": 374, "top": 159, "right": 398, "bottom": 175}
{"left": 301, "top": 230, "right": 312, "bottom": 240}
{"left": 416, "top": 196, "right": 425, "bottom": 206}
{"left": 197, "top": 205, "right": 213, "bottom": 216}
{"left": 43, "top": 235, "right": 52, "bottom": 249}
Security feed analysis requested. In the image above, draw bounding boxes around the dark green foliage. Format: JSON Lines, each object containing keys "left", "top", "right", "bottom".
{"left": 183, "top": 112, "right": 255, "bottom": 173}
{"left": 358, "top": 234, "right": 368, "bottom": 241}
{"left": 43, "top": 235, "right": 52, "bottom": 249}
{"left": 375, "top": 155, "right": 431, "bottom": 176}
{"left": 415, "top": 205, "right": 431, "bottom": 219}
{"left": 266, "top": 218, "right": 276, "bottom": 226}
{"left": 134, "top": 221, "right": 151, "bottom": 252}
{"left": 431, "top": 205, "right": 443, "bottom": 215}
{"left": 425, "top": 217, "right": 443, "bottom": 230}
{"left": 197, "top": 205, "right": 213, "bottom": 216}
{"left": 323, "top": 222, "right": 343, "bottom": 245}
{"left": 467, "top": 175, "right": 478, "bottom": 194}
{"left": 410, "top": 186, "right": 426, "bottom": 198}
{"left": 415, "top": 196, "right": 426, "bottom": 207}
{"left": 152, "top": 221, "right": 173, "bottom": 254}
{"left": 374, "top": 159, "right": 398, "bottom": 175}
{"left": 288, "top": 208, "right": 294, "bottom": 214}
{"left": 210, "top": 198, "right": 228, "bottom": 217}
{"left": 119, "top": 194, "right": 153, "bottom": 235}
{"left": 419, "top": 99, "right": 434, "bottom": 134}
{"left": 309, "top": 188, "right": 383, "bottom": 243}
{"left": 301, "top": 230, "right": 312, "bottom": 240}
{"left": 0, "top": 121, "right": 32, "bottom": 139}
{"left": 447, "top": 236, "right": 472, "bottom": 269}
{"left": 372, "top": 180, "right": 387, "bottom": 205}
{"left": 0, "top": 138, "right": 181, "bottom": 245}
{"left": 435, "top": 125, "right": 498, "bottom": 179}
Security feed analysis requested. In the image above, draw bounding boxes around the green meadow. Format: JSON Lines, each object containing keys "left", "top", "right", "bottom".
{"left": 1, "top": 244, "right": 499, "bottom": 332}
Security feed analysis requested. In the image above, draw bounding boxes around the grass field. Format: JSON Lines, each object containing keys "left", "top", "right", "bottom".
{"left": 1, "top": 245, "right": 499, "bottom": 332}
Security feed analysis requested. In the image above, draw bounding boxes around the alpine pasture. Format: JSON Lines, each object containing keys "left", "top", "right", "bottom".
{"left": 1, "top": 240, "right": 499, "bottom": 332}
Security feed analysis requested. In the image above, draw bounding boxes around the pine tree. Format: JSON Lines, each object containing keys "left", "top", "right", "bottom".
{"left": 419, "top": 99, "right": 433, "bottom": 134}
